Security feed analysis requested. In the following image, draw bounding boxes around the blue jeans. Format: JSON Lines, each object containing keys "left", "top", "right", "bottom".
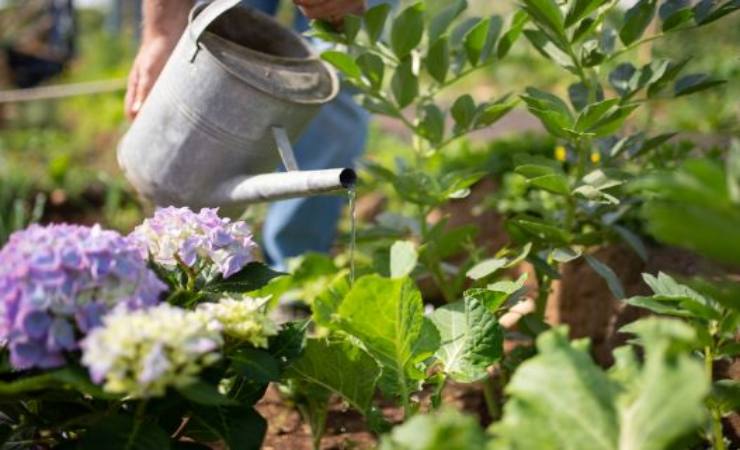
{"left": 242, "top": 0, "right": 387, "bottom": 269}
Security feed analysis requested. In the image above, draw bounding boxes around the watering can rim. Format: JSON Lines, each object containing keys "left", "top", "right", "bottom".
{"left": 188, "top": 0, "right": 340, "bottom": 105}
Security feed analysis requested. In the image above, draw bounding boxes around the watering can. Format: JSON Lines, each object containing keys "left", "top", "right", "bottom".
{"left": 117, "top": 0, "right": 355, "bottom": 208}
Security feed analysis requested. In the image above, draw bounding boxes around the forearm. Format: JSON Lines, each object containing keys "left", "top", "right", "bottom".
{"left": 142, "top": 0, "right": 194, "bottom": 41}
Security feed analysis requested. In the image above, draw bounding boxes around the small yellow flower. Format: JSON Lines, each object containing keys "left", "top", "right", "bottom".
{"left": 591, "top": 152, "right": 601, "bottom": 164}
{"left": 554, "top": 145, "right": 567, "bottom": 161}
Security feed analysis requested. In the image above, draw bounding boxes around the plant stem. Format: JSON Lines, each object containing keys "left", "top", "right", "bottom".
{"left": 482, "top": 374, "right": 499, "bottom": 421}
{"left": 704, "top": 345, "right": 727, "bottom": 450}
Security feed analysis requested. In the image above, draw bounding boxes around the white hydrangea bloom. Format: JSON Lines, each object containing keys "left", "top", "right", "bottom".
{"left": 81, "top": 304, "right": 222, "bottom": 398}
{"left": 196, "top": 296, "right": 277, "bottom": 348}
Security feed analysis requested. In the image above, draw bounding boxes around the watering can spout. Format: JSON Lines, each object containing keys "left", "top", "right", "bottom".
{"left": 210, "top": 168, "right": 356, "bottom": 205}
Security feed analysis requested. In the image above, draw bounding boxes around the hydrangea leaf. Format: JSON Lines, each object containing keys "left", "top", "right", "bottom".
{"left": 79, "top": 414, "right": 171, "bottom": 450}
{"left": 187, "top": 406, "right": 266, "bottom": 450}
{"left": 204, "top": 262, "right": 283, "bottom": 294}
{"left": 429, "top": 294, "right": 503, "bottom": 383}
{"left": 491, "top": 320, "right": 709, "bottom": 450}
{"left": 332, "top": 275, "right": 440, "bottom": 398}
{"left": 286, "top": 337, "right": 381, "bottom": 414}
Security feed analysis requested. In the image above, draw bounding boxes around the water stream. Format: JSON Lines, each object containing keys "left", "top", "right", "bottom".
{"left": 347, "top": 188, "right": 357, "bottom": 284}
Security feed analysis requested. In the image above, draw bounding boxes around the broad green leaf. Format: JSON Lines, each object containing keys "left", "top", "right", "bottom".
{"left": 286, "top": 337, "right": 381, "bottom": 413}
{"left": 466, "top": 258, "right": 507, "bottom": 280}
{"left": 230, "top": 348, "right": 281, "bottom": 383}
{"left": 204, "top": 262, "right": 283, "bottom": 294}
{"left": 587, "top": 104, "right": 639, "bottom": 137}
{"left": 474, "top": 95, "right": 519, "bottom": 128}
{"left": 646, "top": 58, "right": 689, "bottom": 97}
{"left": 451, "top": 95, "right": 477, "bottom": 131}
{"left": 497, "top": 10, "right": 529, "bottom": 59}
{"left": 529, "top": 173, "right": 571, "bottom": 195}
{"left": 0, "top": 366, "right": 111, "bottom": 398}
{"left": 312, "top": 273, "right": 350, "bottom": 327}
{"left": 188, "top": 407, "right": 266, "bottom": 450}
{"left": 429, "top": 295, "right": 503, "bottom": 382}
{"left": 568, "top": 81, "right": 604, "bottom": 111}
{"left": 584, "top": 254, "right": 625, "bottom": 299}
{"left": 425, "top": 37, "right": 449, "bottom": 84}
{"left": 629, "top": 272, "right": 721, "bottom": 320}
{"left": 391, "top": 3, "right": 425, "bottom": 58}
{"left": 463, "top": 17, "right": 491, "bottom": 65}
{"left": 674, "top": 73, "right": 726, "bottom": 96}
{"left": 178, "top": 381, "right": 235, "bottom": 406}
{"left": 662, "top": 8, "right": 694, "bottom": 30}
{"left": 418, "top": 104, "right": 445, "bottom": 144}
{"left": 565, "top": 0, "right": 609, "bottom": 28}
{"left": 572, "top": 17, "right": 598, "bottom": 42}
{"left": 390, "top": 240, "right": 418, "bottom": 278}
{"left": 693, "top": 0, "right": 740, "bottom": 25}
{"left": 608, "top": 63, "right": 638, "bottom": 97}
{"left": 619, "top": 0, "right": 657, "bottom": 45}
{"left": 321, "top": 51, "right": 361, "bottom": 79}
{"left": 428, "top": 0, "right": 468, "bottom": 42}
{"left": 79, "top": 415, "right": 171, "bottom": 450}
{"left": 521, "top": 87, "right": 573, "bottom": 120}
{"left": 491, "top": 328, "right": 619, "bottom": 450}
{"left": 580, "top": 39, "right": 605, "bottom": 67}
{"left": 521, "top": 0, "right": 566, "bottom": 40}
{"left": 492, "top": 320, "right": 708, "bottom": 450}
{"left": 332, "top": 275, "right": 440, "bottom": 397}
{"left": 363, "top": 96, "right": 400, "bottom": 117}
{"left": 357, "top": 53, "right": 384, "bottom": 90}
{"left": 391, "top": 58, "right": 418, "bottom": 108}
{"left": 379, "top": 408, "right": 487, "bottom": 450}
{"left": 364, "top": 3, "right": 392, "bottom": 44}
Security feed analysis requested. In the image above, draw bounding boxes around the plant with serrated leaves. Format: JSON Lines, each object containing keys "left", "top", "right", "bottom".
{"left": 312, "top": 0, "right": 522, "bottom": 302}
{"left": 626, "top": 150, "right": 740, "bottom": 450}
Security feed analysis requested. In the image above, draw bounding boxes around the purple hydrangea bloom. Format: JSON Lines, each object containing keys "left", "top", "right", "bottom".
{"left": 130, "top": 207, "right": 256, "bottom": 279}
{"left": 0, "top": 224, "right": 165, "bottom": 370}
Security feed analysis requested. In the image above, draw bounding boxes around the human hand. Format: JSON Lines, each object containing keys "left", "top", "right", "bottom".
{"left": 293, "top": 0, "right": 366, "bottom": 25}
{"left": 124, "top": 34, "right": 179, "bottom": 120}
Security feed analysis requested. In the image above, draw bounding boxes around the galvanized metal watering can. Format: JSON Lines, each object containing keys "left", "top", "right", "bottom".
{"left": 117, "top": 0, "right": 355, "bottom": 208}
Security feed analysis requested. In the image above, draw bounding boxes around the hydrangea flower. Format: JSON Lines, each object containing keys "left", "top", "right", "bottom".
{"left": 81, "top": 304, "right": 222, "bottom": 398}
{"left": 196, "top": 296, "right": 277, "bottom": 348}
{"left": 131, "top": 207, "right": 256, "bottom": 279}
{"left": 0, "top": 224, "right": 165, "bottom": 370}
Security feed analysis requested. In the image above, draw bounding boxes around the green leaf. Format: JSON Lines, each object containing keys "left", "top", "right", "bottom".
{"left": 612, "top": 224, "right": 648, "bottom": 261}
{"left": 520, "top": 88, "right": 574, "bottom": 138}
{"left": 492, "top": 320, "right": 708, "bottom": 450}
{"left": 497, "top": 11, "right": 529, "bottom": 59}
{"left": 0, "top": 366, "right": 111, "bottom": 398}
{"left": 693, "top": 0, "right": 740, "bottom": 25}
{"left": 312, "top": 273, "right": 350, "bottom": 327}
{"left": 608, "top": 63, "right": 638, "bottom": 97}
{"left": 391, "top": 3, "right": 425, "bottom": 58}
{"left": 627, "top": 272, "right": 721, "bottom": 320}
{"left": 321, "top": 51, "right": 361, "bottom": 79}
{"left": 79, "top": 415, "right": 171, "bottom": 450}
{"left": 574, "top": 98, "right": 619, "bottom": 132}
{"left": 729, "top": 139, "right": 740, "bottom": 203}
{"left": 619, "top": 0, "right": 657, "bottom": 45}
{"left": 565, "top": 0, "right": 609, "bottom": 28}
{"left": 343, "top": 15, "right": 362, "bottom": 42}
{"left": 473, "top": 95, "right": 518, "bottom": 128}
{"left": 466, "top": 258, "right": 508, "bottom": 280}
{"left": 418, "top": 104, "right": 445, "bottom": 144}
{"left": 521, "top": 0, "right": 566, "bottom": 40}
{"left": 579, "top": 39, "right": 605, "bottom": 67}
{"left": 188, "top": 407, "right": 266, "bottom": 450}
{"left": 646, "top": 58, "right": 689, "bottom": 97}
{"left": 510, "top": 216, "right": 571, "bottom": 245}
{"left": 568, "top": 81, "right": 604, "bottom": 111}
{"left": 451, "top": 94, "right": 477, "bottom": 131}
{"left": 331, "top": 275, "right": 440, "bottom": 397}
{"left": 523, "top": 29, "right": 575, "bottom": 69}
{"left": 286, "top": 337, "right": 381, "bottom": 414}
{"left": 379, "top": 408, "right": 488, "bottom": 450}
{"left": 204, "top": 262, "right": 284, "bottom": 294}
{"left": 429, "top": 295, "right": 503, "bottom": 383}
{"left": 391, "top": 58, "right": 418, "bottom": 108}
{"left": 662, "top": 8, "right": 694, "bottom": 30}
{"left": 230, "top": 348, "right": 281, "bottom": 383}
{"left": 428, "top": 0, "right": 468, "bottom": 42}
{"left": 463, "top": 17, "right": 491, "bottom": 65}
{"left": 586, "top": 104, "right": 639, "bottom": 137}
{"left": 530, "top": 173, "right": 571, "bottom": 195}
{"left": 674, "top": 73, "right": 726, "bottom": 96}
{"left": 425, "top": 37, "right": 449, "bottom": 84}
{"left": 357, "top": 53, "right": 384, "bottom": 90}
{"left": 390, "top": 240, "right": 418, "bottom": 278}
{"left": 364, "top": 3, "right": 392, "bottom": 44}
{"left": 178, "top": 381, "right": 235, "bottom": 406}
{"left": 584, "top": 255, "right": 625, "bottom": 299}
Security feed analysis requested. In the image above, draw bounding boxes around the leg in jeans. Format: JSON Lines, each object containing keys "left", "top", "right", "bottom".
{"left": 262, "top": 92, "right": 369, "bottom": 269}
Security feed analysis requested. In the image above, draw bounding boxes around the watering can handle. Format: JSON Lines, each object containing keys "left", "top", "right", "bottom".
{"left": 188, "top": 0, "right": 243, "bottom": 49}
